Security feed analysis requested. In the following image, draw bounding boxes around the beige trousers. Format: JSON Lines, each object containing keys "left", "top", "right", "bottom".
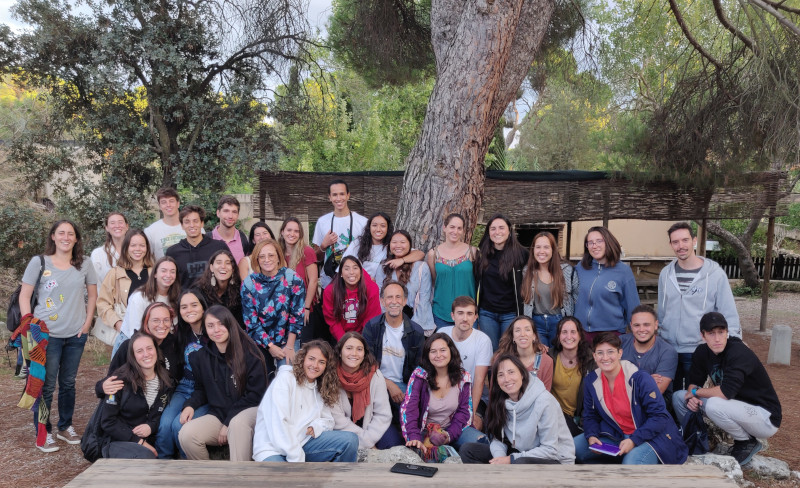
{"left": 178, "top": 407, "right": 258, "bottom": 461}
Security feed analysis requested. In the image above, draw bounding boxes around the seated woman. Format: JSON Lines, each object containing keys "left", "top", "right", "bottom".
{"left": 241, "top": 239, "right": 306, "bottom": 375}
{"left": 574, "top": 332, "right": 688, "bottom": 465}
{"left": 253, "top": 340, "right": 359, "bottom": 462}
{"left": 194, "top": 249, "right": 243, "bottom": 328}
{"left": 178, "top": 305, "right": 268, "bottom": 461}
{"left": 460, "top": 354, "right": 575, "bottom": 464}
{"left": 154, "top": 290, "right": 211, "bottom": 459}
{"left": 549, "top": 317, "right": 595, "bottom": 437}
{"left": 401, "top": 333, "right": 486, "bottom": 461}
{"left": 495, "top": 316, "right": 554, "bottom": 390}
{"left": 97, "top": 229, "right": 154, "bottom": 340}
{"left": 331, "top": 332, "right": 400, "bottom": 449}
{"left": 323, "top": 256, "right": 381, "bottom": 342}
{"left": 113, "top": 256, "right": 180, "bottom": 358}
{"left": 382, "top": 230, "right": 435, "bottom": 332}
{"left": 98, "top": 330, "right": 172, "bottom": 459}
{"left": 97, "top": 302, "right": 183, "bottom": 400}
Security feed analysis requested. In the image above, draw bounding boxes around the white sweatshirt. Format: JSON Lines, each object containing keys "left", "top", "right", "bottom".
{"left": 252, "top": 365, "right": 334, "bottom": 462}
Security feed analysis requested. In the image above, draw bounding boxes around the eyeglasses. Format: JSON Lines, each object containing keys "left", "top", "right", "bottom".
{"left": 594, "top": 349, "right": 619, "bottom": 358}
{"left": 149, "top": 318, "right": 171, "bottom": 325}
{"left": 587, "top": 239, "right": 605, "bottom": 248}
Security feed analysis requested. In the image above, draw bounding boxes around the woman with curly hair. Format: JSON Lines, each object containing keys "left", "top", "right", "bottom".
{"left": 178, "top": 305, "right": 267, "bottom": 461}
{"left": 253, "top": 340, "right": 359, "bottom": 462}
{"left": 194, "top": 249, "right": 243, "bottom": 328}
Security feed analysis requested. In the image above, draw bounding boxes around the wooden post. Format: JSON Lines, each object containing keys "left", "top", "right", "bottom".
{"left": 566, "top": 221, "right": 572, "bottom": 262}
{"left": 760, "top": 217, "right": 775, "bottom": 332}
{"left": 698, "top": 219, "right": 707, "bottom": 256}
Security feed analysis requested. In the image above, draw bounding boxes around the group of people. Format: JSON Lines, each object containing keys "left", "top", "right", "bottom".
{"left": 14, "top": 180, "right": 780, "bottom": 470}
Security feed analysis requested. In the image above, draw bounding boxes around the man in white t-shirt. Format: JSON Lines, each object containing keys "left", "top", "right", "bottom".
{"left": 440, "top": 296, "right": 492, "bottom": 431}
{"left": 312, "top": 179, "right": 367, "bottom": 289}
{"left": 144, "top": 187, "right": 186, "bottom": 260}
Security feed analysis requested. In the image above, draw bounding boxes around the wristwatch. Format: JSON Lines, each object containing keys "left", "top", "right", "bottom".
{"left": 691, "top": 388, "right": 698, "bottom": 396}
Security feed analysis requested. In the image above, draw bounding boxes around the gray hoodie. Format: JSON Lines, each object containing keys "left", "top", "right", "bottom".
{"left": 657, "top": 257, "right": 741, "bottom": 354}
{"left": 489, "top": 373, "right": 575, "bottom": 464}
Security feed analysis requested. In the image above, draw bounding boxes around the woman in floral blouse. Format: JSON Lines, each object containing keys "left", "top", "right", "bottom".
{"left": 241, "top": 239, "right": 306, "bottom": 376}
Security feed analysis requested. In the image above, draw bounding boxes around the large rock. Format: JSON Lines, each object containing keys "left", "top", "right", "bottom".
{"left": 746, "top": 456, "right": 790, "bottom": 480}
{"left": 686, "top": 454, "right": 744, "bottom": 482}
{"left": 358, "top": 446, "right": 424, "bottom": 464}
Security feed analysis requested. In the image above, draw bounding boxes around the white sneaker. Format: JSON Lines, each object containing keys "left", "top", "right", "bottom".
{"left": 37, "top": 433, "right": 60, "bottom": 453}
{"left": 57, "top": 425, "right": 81, "bottom": 445}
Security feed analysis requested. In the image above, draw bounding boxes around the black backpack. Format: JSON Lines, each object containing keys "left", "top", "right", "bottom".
{"left": 681, "top": 410, "right": 710, "bottom": 455}
{"left": 6, "top": 256, "right": 45, "bottom": 332}
{"left": 81, "top": 398, "right": 106, "bottom": 462}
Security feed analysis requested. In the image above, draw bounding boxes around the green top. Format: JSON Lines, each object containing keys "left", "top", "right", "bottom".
{"left": 431, "top": 248, "right": 476, "bottom": 321}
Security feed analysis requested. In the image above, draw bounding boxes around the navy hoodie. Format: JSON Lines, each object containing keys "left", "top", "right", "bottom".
{"left": 166, "top": 235, "right": 228, "bottom": 289}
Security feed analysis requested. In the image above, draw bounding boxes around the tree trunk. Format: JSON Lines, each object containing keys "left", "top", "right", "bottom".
{"left": 395, "top": 0, "right": 555, "bottom": 250}
{"left": 704, "top": 220, "right": 760, "bottom": 288}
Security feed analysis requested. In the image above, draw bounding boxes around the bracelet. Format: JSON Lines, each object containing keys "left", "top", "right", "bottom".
{"left": 304, "top": 307, "right": 311, "bottom": 310}
{"left": 691, "top": 388, "right": 698, "bottom": 396}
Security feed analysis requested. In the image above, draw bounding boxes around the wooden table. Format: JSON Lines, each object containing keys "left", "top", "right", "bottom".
{"left": 66, "top": 459, "right": 735, "bottom": 488}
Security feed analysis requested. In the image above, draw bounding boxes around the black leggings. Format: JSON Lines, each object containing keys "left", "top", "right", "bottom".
{"left": 459, "top": 442, "right": 561, "bottom": 464}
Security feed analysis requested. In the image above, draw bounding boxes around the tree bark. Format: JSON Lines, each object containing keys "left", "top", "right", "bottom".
{"left": 395, "top": 0, "right": 555, "bottom": 250}
{"left": 704, "top": 219, "right": 761, "bottom": 288}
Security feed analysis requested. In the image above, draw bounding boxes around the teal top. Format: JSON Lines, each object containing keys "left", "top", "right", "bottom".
{"left": 431, "top": 248, "right": 476, "bottom": 321}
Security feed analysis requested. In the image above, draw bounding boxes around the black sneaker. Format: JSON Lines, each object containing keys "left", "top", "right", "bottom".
{"left": 731, "top": 437, "right": 762, "bottom": 466}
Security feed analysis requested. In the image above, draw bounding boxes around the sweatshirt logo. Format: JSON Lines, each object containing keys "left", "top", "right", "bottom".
{"left": 605, "top": 280, "right": 617, "bottom": 292}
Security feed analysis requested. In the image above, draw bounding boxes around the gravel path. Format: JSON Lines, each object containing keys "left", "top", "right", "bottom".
{"left": 736, "top": 292, "right": 800, "bottom": 343}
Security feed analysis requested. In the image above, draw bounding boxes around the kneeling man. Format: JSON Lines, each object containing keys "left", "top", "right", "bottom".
{"left": 673, "top": 312, "right": 781, "bottom": 466}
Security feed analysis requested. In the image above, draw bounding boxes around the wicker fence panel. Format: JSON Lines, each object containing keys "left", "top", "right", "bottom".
{"left": 256, "top": 170, "right": 787, "bottom": 224}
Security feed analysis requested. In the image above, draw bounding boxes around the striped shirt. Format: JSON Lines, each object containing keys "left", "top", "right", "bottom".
{"left": 675, "top": 263, "right": 701, "bottom": 294}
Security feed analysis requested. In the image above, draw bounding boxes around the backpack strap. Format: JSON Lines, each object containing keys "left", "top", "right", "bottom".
{"left": 31, "top": 255, "right": 45, "bottom": 304}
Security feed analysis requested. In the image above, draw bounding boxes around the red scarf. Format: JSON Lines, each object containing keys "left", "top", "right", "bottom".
{"left": 337, "top": 364, "right": 376, "bottom": 423}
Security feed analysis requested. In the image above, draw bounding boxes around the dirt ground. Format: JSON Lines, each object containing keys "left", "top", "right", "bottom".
{"left": 0, "top": 293, "right": 798, "bottom": 488}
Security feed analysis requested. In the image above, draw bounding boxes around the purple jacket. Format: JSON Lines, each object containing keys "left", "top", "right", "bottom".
{"left": 400, "top": 366, "right": 472, "bottom": 443}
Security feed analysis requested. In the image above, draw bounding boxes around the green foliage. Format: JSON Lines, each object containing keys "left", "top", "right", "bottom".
{"left": 1, "top": 0, "right": 297, "bottom": 246}
{"left": 328, "top": 0, "right": 433, "bottom": 87}
{"left": 510, "top": 47, "right": 640, "bottom": 171}
{"left": 778, "top": 203, "right": 800, "bottom": 230}
{"left": 0, "top": 172, "right": 50, "bottom": 278}
{"left": 272, "top": 54, "right": 433, "bottom": 171}
{"left": 731, "top": 283, "right": 763, "bottom": 297}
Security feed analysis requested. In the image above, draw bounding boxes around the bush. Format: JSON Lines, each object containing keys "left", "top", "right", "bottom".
{"left": 0, "top": 200, "right": 50, "bottom": 278}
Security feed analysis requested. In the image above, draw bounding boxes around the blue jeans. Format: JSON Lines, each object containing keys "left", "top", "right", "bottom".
{"left": 433, "top": 315, "right": 454, "bottom": 330}
{"left": 452, "top": 426, "right": 488, "bottom": 450}
{"left": 477, "top": 310, "right": 517, "bottom": 351}
{"left": 111, "top": 330, "right": 129, "bottom": 359}
{"left": 533, "top": 313, "right": 562, "bottom": 348}
{"left": 260, "top": 430, "right": 359, "bottom": 462}
{"left": 38, "top": 333, "right": 87, "bottom": 432}
{"left": 574, "top": 434, "right": 659, "bottom": 465}
{"left": 155, "top": 382, "right": 209, "bottom": 459}
{"left": 673, "top": 352, "right": 694, "bottom": 391}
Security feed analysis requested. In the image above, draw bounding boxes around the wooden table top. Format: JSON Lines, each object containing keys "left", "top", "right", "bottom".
{"left": 65, "top": 459, "right": 735, "bottom": 488}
